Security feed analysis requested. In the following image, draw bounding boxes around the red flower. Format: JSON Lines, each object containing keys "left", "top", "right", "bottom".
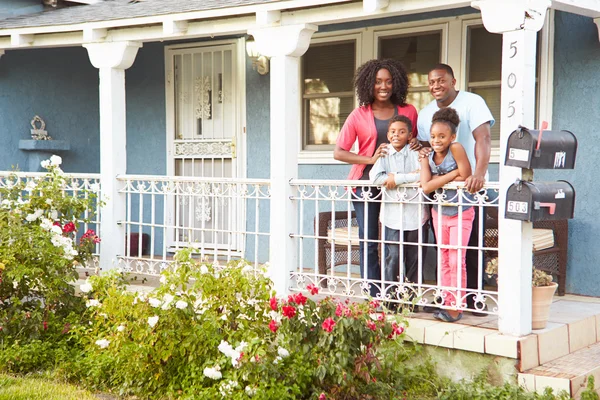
{"left": 335, "top": 303, "right": 345, "bottom": 317}
{"left": 306, "top": 284, "right": 319, "bottom": 295}
{"left": 42, "top": 321, "right": 48, "bottom": 331}
{"left": 377, "top": 313, "right": 386, "bottom": 322}
{"left": 53, "top": 221, "right": 61, "bottom": 227}
{"left": 269, "top": 297, "right": 278, "bottom": 311}
{"left": 322, "top": 317, "right": 336, "bottom": 333}
{"left": 370, "top": 300, "right": 380, "bottom": 309}
{"left": 282, "top": 305, "right": 296, "bottom": 319}
{"left": 269, "top": 320, "right": 279, "bottom": 333}
{"left": 293, "top": 292, "right": 308, "bottom": 306}
{"left": 366, "top": 320, "right": 377, "bottom": 331}
{"left": 391, "top": 322, "right": 404, "bottom": 336}
{"left": 63, "top": 222, "right": 76, "bottom": 233}
{"left": 319, "top": 394, "right": 327, "bottom": 400}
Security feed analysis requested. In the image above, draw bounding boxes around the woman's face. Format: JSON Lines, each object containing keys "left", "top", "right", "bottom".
{"left": 373, "top": 68, "right": 393, "bottom": 103}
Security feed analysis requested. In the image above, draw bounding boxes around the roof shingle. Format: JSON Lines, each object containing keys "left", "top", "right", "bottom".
{"left": 0, "top": 0, "right": 280, "bottom": 30}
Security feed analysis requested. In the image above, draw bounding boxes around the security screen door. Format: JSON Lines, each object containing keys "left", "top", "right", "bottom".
{"left": 166, "top": 42, "right": 244, "bottom": 254}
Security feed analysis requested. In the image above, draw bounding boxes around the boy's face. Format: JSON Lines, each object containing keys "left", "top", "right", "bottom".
{"left": 387, "top": 121, "right": 411, "bottom": 151}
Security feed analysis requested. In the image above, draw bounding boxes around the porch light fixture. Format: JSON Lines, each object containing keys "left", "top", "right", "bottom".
{"left": 246, "top": 38, "right": 269, "bottom": 75}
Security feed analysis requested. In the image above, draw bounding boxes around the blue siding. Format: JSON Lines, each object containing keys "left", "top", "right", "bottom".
{"left": 0, "top": 47, "right": 99, "bottom": 173}
{"left": 545, "top": 11, "right": 600, "bottom": 296}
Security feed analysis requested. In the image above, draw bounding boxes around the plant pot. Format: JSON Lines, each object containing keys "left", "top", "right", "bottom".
{"left": 531, "top": 282, "right": 558, "bottom": 330}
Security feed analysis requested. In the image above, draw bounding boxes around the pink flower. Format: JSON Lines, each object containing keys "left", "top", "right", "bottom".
{"left": 63, "top": 221, "right": 76, "bottom": 233}
{"left": 306, "top": 284, "right": 319, "bottom": 295}
{"left": 269, "top": 320, "right": 278, "bottom": 333}
{"left": 366, "top": 321, "right": 377, "bottom": 331}
{"left": 282, "top": 305, "right": 296, "bottom": 319}
{"left": 269, "top": 297, "right": 278, "bottom": 311}
{"left": 370, "top": 300, "right": 380, "bottom": 309}
{"left": 319, "top": 394, "right": 327, "bottom": 400}
{"left": 335, "top": 303, "right": 345, "bottom": 317}
{"left": 322, "top": 317, "right": 336, "bottom": 333}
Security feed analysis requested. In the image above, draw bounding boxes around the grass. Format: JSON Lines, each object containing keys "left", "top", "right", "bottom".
{"left": 0, "top": 374, "right": 100, "bottom": 400}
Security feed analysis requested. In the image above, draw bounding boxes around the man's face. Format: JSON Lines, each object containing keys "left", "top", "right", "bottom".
{"left": 428, "top": 69, "right": 457, "bottom": 105}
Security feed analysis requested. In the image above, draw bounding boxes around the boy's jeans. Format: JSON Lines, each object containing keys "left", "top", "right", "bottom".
{"left": 383, "top": 225, "right": 429, "bottom": 301}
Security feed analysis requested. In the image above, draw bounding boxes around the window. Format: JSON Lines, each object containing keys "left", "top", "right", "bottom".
{"left": 378, "top": 31, "right": 441, "bottom": 111}
{"left": 298, "top": 14, "right": 552, "bottom": 163}
{"left": 466, "top": 25, "right": 541, "bottom": 158}
{"left": 466, "top": 26, "right": 503, "bottom": 152}
{"left": 301, "top": 39, "right": 356, "bottom": 150}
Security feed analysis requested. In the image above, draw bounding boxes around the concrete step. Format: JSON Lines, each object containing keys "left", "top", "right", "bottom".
{"left": 519, "top": 341, "right": 600, "bottom": 399}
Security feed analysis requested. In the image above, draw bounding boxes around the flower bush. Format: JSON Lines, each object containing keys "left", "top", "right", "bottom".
{"left": 0, "top": 157, "right": 99, "bottom": 350}
{"left": 64, "top": 249, "right": 415, "bottom": 399}
{"left": 0, "top": 156, "right": 101, "bottom": 373}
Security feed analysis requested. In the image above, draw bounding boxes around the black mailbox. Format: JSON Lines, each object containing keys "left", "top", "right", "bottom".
{"left": 505, "top": 127, "right": 577, "bottom": 169}
{"left": 505, "top": 180, "right": 575, "bottom": 222}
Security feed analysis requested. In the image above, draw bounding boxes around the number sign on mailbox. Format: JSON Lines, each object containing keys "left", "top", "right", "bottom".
{"left": 505, "top": 180, "right": 575, "bottom": 222}
{"left": 505, "top": 126, "right": 577, "bottom": 170}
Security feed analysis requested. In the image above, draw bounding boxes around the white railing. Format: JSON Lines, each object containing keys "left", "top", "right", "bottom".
{"left": 289, "top": 179, "right": 500, "bottom": 315}
{"left": 116, "top": 175, "right": 271, "bottom": 274}
{"left": 0, "top": 171, "right": 102, "bottom": 268}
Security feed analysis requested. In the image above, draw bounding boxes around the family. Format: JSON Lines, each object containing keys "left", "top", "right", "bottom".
{"left": 333, "top": 59, "right": 495, "bottom": 323}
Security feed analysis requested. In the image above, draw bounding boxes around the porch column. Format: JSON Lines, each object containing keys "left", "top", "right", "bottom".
{"left": 83, "top": 41, "right": 142, "bottom": 270}
{"left": 473, "top": 0, "right": 550, "bottom": 336}
{"left": 248, "top": 24, "right": 317, "bottom": 295}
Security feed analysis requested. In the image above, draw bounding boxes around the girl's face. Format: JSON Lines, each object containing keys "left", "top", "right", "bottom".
{"left": 373, "top": 68, "right": 393, "bottom": 103}
{"left": 430, "top": 122, "right": 455, "bottom": 153}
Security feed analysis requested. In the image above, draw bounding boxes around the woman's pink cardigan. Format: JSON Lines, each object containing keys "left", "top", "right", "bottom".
{"left": 336, "top": 104, "right": 418, "bottom": 180}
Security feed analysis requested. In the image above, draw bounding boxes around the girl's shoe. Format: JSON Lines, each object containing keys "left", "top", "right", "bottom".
{"left": 433, "top": 309, "right": 463, "bottom": 323}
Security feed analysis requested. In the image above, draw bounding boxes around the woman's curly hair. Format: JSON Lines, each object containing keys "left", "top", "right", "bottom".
{"left": 353, "top": 59, "right": 410, "bottom": 107}
{"left": 431, "top": 107, "right": 460, "bottom": 134}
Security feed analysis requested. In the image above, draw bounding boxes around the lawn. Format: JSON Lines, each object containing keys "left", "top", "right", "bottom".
{"left": 0, "top": 374, "right": 101, "bottom": 400}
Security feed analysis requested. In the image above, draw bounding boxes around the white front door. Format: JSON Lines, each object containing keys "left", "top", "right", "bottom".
{"left": 165, "top": 40, "right": 246, "bottom": 254}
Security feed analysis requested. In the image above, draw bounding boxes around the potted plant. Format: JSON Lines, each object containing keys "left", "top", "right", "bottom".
{"left": 485, "top": 258, "right": 558, "bottom": 330}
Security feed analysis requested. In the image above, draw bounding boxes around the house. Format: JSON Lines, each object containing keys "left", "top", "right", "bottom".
{"left": 0, "top": 0, "right": 599, "bottom": 328}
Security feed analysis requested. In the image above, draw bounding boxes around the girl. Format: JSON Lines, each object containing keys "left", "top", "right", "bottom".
{"left": 334, "top": 59, "right": 420, "bottom": 299}
{"left": 420, "top": 108, "right": 474, "bottom": 322}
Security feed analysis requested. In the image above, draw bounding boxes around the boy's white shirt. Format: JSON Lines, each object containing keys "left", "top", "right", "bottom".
{"left": 369, "top": 143, "right": 430, "bottom": 231}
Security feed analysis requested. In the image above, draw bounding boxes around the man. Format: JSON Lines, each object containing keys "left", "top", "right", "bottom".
{"left": 417, "top": 63, "right": 494, "bottom": 315}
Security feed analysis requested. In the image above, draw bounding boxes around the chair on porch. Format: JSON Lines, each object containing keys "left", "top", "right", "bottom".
{"left": 316, "top": 210, "right": 569, "bottom": 296}
{"left": 483, "top": 210, "right": 569, "bottom": 296}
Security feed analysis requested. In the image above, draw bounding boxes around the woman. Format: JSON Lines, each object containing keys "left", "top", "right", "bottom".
{"left": 334, "top": 59, "right": 420, "bottom": 298}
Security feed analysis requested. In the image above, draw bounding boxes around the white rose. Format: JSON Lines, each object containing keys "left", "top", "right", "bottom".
{"left": 161, "top": 293, "right": 174, "bottom": 310}
{"left": 50, "top": 155, "right": 62, "bottom": 166}
{"left": 203, "top": 366, "right": 222, "bottom": 380}
{"left": 148, "top": 315, "right": 159, "bottom": 328}
{"left": 175, "top": 300, "right": 188, "bottom": 309}
{"left": 95, "top": 339, "right": 110, "bottom": 349}
{"left": 200, "top": 265, "right": 209, "bottom": 274}
{"left": 86, "top": 299, "right": 101, "bottom": 308}
{"left": 80, "top": 282, "right": 93, "bottom": 293}
{"left": 148, "top": 298, "right": 161, "bottom": 308}
{"left": 277, "top": 347, "right": 290, "bottom": 358}
{"left": 40, "top": 160, "right": 51, "bottom": 169}
{"left": 117, "top": 325, "right": 125, "bottom": 332}
{"left": 51, "top": 225, "right": 62, "bottom": 235}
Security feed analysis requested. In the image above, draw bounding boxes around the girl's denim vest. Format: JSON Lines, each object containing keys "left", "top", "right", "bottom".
{"left": 428, "top": 151, "right": 475, "bottom": 217}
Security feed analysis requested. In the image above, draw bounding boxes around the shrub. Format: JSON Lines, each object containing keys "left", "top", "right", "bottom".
{"left": 0, "top": 156, "right": 99, "bottom": 371}
{"left": 66, "top": 249, "right": 412, "bottom": 399}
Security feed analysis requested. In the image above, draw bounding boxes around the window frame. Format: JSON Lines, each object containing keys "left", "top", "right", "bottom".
{"left": 298, "top": 13, "right": 554, "bottom": 166}
{"left": 299, "top": 32, "right": 362, "bottom": 164}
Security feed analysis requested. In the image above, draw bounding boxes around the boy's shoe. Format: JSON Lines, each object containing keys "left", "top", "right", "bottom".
{"left": 433, "top": 310, "right": 463, "bottom": 323}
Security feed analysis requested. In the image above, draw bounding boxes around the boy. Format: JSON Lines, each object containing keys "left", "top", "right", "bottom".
{"left": 369, "top": 115, "right": 430, "bottom": 301}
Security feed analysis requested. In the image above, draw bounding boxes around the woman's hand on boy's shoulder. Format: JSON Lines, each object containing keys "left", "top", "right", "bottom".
{"left": 370, "top": 143, "right": 388, "bottom": 164}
